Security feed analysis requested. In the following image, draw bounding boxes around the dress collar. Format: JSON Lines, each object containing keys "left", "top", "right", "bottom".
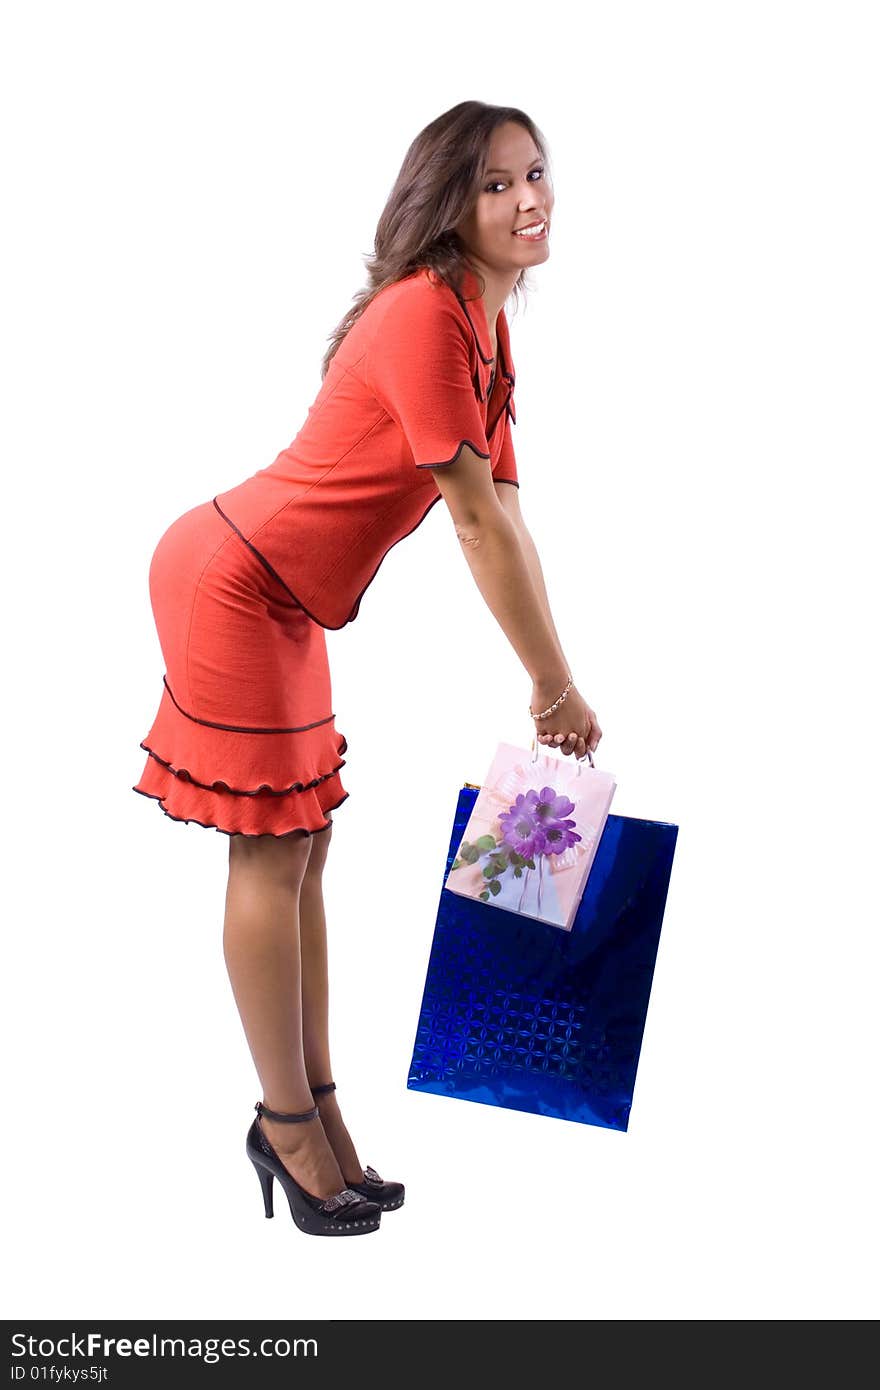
{"left": 421, "top": 264, "right": 516, "bottom": 414}
{"left": 452, "top": 264, "right": 515, "bottom": 393}
{"left": 455, "top": 265, "right": 495, "bottom": 364}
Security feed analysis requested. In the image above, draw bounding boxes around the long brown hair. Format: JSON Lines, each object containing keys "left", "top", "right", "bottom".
{"left": 319, "top": 101, "right": 551, "bottom": 379}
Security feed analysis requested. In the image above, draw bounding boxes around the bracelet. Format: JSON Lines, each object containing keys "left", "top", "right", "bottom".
{"left": 529, "top": 675, "right": 573, "bottom": 721}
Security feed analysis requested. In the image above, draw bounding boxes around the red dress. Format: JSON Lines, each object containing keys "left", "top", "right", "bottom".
{"left": 132, "top": 266, "right": 519, "bottom": 838}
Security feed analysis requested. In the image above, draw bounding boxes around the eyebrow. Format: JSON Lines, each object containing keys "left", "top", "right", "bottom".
{"left": 485, "top": 156, "right": 543, "bottom": 175}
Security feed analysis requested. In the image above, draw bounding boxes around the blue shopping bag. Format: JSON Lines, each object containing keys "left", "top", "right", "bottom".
{"left": 407, "top": 783, "right": 678, "bottom": 1131}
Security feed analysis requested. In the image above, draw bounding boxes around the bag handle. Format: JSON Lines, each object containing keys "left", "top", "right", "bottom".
{"left": 530, "top": 733, "right": 595, "bottom": 775}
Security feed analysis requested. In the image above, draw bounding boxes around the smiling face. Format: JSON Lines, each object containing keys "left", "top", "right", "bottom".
{"left": 456, "top": 121, "right": 554, "bottom": 274}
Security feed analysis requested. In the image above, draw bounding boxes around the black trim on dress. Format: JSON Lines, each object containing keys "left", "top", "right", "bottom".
{"left": 414, "top": 438, "right": 491, "bottom": 469}
{"left": 211, "top": 498, "right": 311, "bottom": 614}
{"left": 345, "top": 491, "right": 444, "bottom": 624}
{"left": 212, "top": 498, "right": 357, "bottom": 631}
{"left": 455, "top": 294, "right": 495, "bottom": 367}
{"left": 159, "top": 672, "right": 340, "bottom": 736}
{"left": 131, "top": 784, "right": 349, "bottom": 837}
{"left": 215, "top": 488, "right": 454, "bottom": 630}
{"left": 137, "top": 738, "right": 348, "bottom": 798}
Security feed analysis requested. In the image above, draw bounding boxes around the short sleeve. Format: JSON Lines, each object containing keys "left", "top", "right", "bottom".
{"left": 492, "top": 411, "right": 519, "bottom": 488}
{"left": 365, "top": 283, "right": 491, "bottom": 470}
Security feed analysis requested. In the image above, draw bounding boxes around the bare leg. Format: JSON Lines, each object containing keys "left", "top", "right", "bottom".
{"left": 299, "top": 820, "right": 367, "bottom": 1186}
{"left": 222, "top": 828, "right": 347, "bottom": 1200}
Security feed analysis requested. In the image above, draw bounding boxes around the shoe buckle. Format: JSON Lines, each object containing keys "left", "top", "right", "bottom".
{"left": 319, "top": 1189, "right": 360, "bottom": 1216}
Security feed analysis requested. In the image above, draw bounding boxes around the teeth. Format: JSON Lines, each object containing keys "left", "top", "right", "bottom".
{"left": 515, "top": 220, "right": 546, "bottom": 238}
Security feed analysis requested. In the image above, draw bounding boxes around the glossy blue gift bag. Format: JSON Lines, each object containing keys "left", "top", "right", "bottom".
{"left": 407, "top": 783, "right": 678, "bottom": 1131}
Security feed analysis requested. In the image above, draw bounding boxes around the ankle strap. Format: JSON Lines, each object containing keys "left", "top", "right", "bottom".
{"left": 311, "top": 1081, "right": 336, "bottom": 1097}
{"left": 254, "top": 1100, "right": 319, "bottom": 1123}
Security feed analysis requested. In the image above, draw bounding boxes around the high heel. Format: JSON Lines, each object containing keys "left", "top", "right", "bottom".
{"left": 311, "top": 1081, "right": 405, "bottom": 1213}
{"left": 246, "top": 1100, "right": 381, "bottom": 1236}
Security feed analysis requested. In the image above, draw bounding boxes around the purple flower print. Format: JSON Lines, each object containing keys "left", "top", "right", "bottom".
{"left": 451, "top": 780, "right": 583, "bottom": 908}
{"left": 533, "top": 786, "right": 574, "bottom": 824}
{"left": 539, "top": 819, "right": 582, "bottom": 854}
{"left": 497, "top": 791, "right": 546, "bottom": 858}
{"left": 498, "top": 786, "right": 583, "bottom": 859}
{"left": 530, "top": 786, "right": 581, "bottom": 856}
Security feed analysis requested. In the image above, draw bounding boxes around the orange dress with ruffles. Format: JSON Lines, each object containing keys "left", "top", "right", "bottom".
{"left": 132, "top": 266, "right": 519, "bottom": 838}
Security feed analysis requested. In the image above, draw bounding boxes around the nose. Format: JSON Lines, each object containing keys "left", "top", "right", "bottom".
{"left": 519, "top": 182, "right": 550, "bottom": 216}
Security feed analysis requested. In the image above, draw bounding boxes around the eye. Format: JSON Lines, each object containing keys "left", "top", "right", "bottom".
{"left": 485, "top": 167, "right": 545, "bottom": 194}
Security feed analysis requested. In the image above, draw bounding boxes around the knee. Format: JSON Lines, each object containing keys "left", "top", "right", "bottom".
{"left": 227, "top": 829, "right": 313, "bottom": 890}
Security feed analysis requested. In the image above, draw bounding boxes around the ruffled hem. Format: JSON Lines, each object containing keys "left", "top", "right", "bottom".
{"left": 136, "top": 738, "right": 348, "bottom": 798}
{"left": 131, "top": 680, "right": 350, "bottom": 837}
{"left": 131, "top": 775, "right": 349, "bottom": 838}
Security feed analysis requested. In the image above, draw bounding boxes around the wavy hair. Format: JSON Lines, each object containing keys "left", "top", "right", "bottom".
{"left": 319, "top": 100, "right": 551, "bottom": 379}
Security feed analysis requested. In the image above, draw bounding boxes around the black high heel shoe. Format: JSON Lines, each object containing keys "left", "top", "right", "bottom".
{"left": 246, "top": 1101, "right": 381, "bottom": 1236}
{"left": 311, "top": 1082, "right": 405, "bottom": 1213}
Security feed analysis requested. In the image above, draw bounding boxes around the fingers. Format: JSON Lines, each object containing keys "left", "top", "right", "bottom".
{"left": 537, "top": 731, "right": 583, "bottom": 756}
{"left": 536, "top": 727, "right": 603, "bottom": 757}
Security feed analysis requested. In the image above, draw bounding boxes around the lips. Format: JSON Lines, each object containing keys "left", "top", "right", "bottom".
{"left": 513, "top": 218, "right": 548, "bottom": 238}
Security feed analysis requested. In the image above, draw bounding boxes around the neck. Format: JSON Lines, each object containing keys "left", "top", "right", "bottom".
{"left": 463, "top": 259, "right": 518, "bottom": 346}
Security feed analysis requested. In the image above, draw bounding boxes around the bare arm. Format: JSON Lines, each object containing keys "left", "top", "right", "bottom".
{"left": 491, "top": 482, "right": 601, "bottom": 751}
{"left": 423, "top": 449, "right": 599, "bottom": 757}
{"left": 428, "top": 449, "right": 569, "bottom": 692}
{"left": 494, "top": 483, "right": 568, "bottom": 664}
{"left": 455, "top": 512, "right": 571, "bottom": 689}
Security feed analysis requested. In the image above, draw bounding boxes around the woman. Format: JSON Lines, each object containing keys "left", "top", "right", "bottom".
{"left": 132, "top": 101, "right": 602, "bottom": 1238}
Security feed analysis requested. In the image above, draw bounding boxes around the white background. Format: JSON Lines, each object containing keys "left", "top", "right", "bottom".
{"left": 2, "top": 0, "right": 877, "bottom": 1321}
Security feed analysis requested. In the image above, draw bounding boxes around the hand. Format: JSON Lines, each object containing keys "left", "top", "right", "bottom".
{"left": 531, "top": 682, "right": 602, "bottom": 759}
